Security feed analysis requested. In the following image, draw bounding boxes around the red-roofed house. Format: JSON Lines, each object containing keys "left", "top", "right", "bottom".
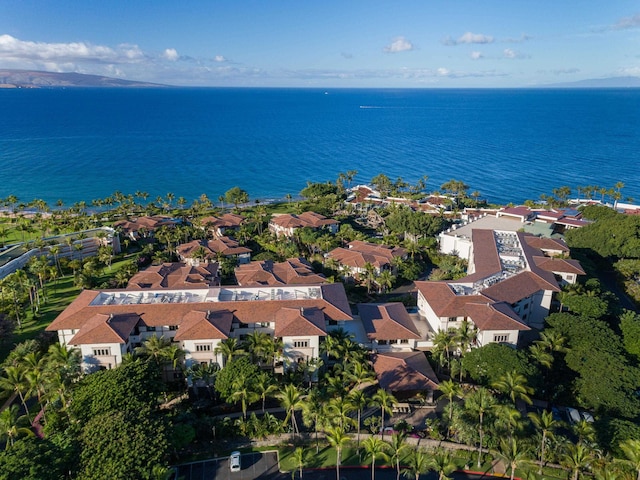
{"left": 114, "top": 216, "right": 177, "bottom": 241}
{"left": 328, "top": 240, "right": 407, "bottom": 278}
{"left": 198, "top": 213, "right": 245, "bottom": 237}
{"left": 176, "top": 237, "right": 251, "bottom": 265}
{"left": 371, "top": 351, "right": 439, "bottom": 401}
{"left": 127, "top": 262, "right": 219, "bottom": 289}
{"left": 234, "top": 258, "right": 326, "bottom": 286}
{"left": 269, "top": 211, "right": 339, "bottom": 238}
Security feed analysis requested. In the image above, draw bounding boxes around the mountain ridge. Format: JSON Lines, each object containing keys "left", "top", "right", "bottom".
{"left": 0, "top": 69, "right": 167, "bottom": 88}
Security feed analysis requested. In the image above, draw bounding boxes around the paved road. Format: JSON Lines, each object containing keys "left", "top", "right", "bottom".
{"left": 175, "top": 453, "right": 503, "bottom": 480}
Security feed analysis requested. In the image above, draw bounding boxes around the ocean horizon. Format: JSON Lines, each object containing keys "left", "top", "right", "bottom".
{"left": 0, "top": 87, "right": 638, "bottom": 208}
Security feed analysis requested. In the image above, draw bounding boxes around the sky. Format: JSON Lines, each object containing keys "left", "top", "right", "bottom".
{"left": 0, "top": 0, "right": 639, "bottom": 88}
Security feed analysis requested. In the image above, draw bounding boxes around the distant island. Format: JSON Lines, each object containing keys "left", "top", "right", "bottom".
{"left": 0, "top": 69, "right": 166, "bottom": 88}
{"left": 2, "top": 68, "right": 640, "bottom": 89}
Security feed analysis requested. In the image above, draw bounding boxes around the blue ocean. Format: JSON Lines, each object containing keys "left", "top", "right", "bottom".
{"left": 0, "top": 87, "right": 638, "bottom": 207}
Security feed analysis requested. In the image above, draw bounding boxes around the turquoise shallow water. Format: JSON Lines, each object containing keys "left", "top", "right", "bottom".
{"left": 0, "top": 87, "right": 638, "bottom": 206}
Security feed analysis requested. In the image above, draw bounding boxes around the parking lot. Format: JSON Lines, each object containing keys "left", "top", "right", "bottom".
{"left": 175, "top": 451, "right": 282, "bottom": 480}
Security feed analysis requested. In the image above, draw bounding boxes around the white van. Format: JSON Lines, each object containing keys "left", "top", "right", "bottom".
{"left": 229, "top": 451, "right": 241, "bottom": 472}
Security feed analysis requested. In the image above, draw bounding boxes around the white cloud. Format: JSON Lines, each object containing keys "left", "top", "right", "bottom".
{"left": 504, "top": 33, "right": 532, "bottom": 43}
{"left": 443, "top": 32, "right": 494, "bottom": 46}
{"left": 383, "top": 36, "right": 414, "bottom": 53}
{"left": 613, "top": 13, "right": 640, "bottom": 30}
{"left": 436, "top": 67, "right": 450, "bottom": 76}
{"left": 163, "top": 48, "right": 179, "bottom": 61}
{"left": 503, "top": 48, "right": 530, "bottom": 59}
{"left": 470, "top": 51, "right": 483, "bottom": 60}
{"left": 214, "top": 55, "right": 226, "bottom": 62}
{"left": 0, "top": 34, "right": 145, "bottom": 66}
{"left": 617, "top": 66, "right": 640, "bottom": 76}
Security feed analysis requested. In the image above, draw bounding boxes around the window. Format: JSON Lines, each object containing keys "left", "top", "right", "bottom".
{"left": 195, "top": 344, "right": 212, "bottom": 352}
{"left": 377, "top": 340, "right": 388, "bottom": 345}
{"left": 146, "top": 326, "right": 156, "bottom": 332}
{"left": 169, "top": 325, "right": 178, "bottom": 331}
{"left": 93, "top": 348, "right": 110, "bottom": 356}
{"left": 258, "top": 322, "right": 270, "bottom": 328}
{"left": 293, "top": 340, "right": 309, "bottom": 348}
{"left": 400, "top": 339, "right": 409, "bottom": 344}
{"left": 493, "top": 334, "right": 509, "bottom": 343}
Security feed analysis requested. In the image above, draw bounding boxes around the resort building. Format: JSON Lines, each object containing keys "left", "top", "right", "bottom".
{"left": 371, "top": 351, "right": 439, "bottom": 403}
{"left": 176, "top": 237, "right": 251, "bottom": 265}
{"left": 234, "top": 258, "right": 326, "bottom": 286}
{"left": 127, "top": 262, "right": 220, "bottom": 290}
{"left": 114, "top": 215, "right": 178, "bottom": 241}
{"left": 268, "top": 211, "right": 339, "bottom": 238}
{"left": 417, "top": 227, "right": 585, "bottom": 345}
{"left": 46, "top": 283, "right": 353, "bottom": 372}
{"left": 327, "top": 240, "right": 407, "bottom": 278}
{"left": 197, "top": 213, "right": 245, "bottom": 237}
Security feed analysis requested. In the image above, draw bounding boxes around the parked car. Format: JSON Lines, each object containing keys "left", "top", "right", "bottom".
{"left": 566, "top": 407, "right": 581, "bottom": 424}
{"left": 580, "top": 411, "right": 594, "bottom": 423}
{"left": 229, "top": 451, "right": 241, "bottom": 472}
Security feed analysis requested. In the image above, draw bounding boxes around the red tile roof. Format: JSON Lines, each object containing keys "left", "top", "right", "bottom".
{"left": 372, "top": 351, "right": 439, "bottom": 392}
{"left": 127, "top": 262, "right": 219, "bottom": 289}
{"left": 69, "top": 312, "right": 140, "bottom": 345}
{"left": 173, "top": 310, "right": 232, "bottom": 341}
{"left": 270, "top": 211, "right": 338, "bottom": 229}
{"left": 532, "top": 256, "right": 586, "bottom": 275}
{"left": 176, "top": 237, "right": 250, "bottom": 259}
{"left": 358, "top": 303, "right": 420, "bottom": 340}
{"left": 274, "top": 307, "right": 327, "bottom": 337}
{"left": 328, "top": 241, "right": 406, "bottom": 270}
{"left": 235, "top": 258, "right": 326, "bottom": 286}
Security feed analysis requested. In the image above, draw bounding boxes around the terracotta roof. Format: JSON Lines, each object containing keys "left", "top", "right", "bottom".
{"left": 199, "top": 213, "right": 245, "bottom": 230}
{"left": 328, "top": 241, "right": 406, "bottom": 270}
{"left": 358, "top": 303, "right": 420, "bottom": 340}
{"left": 532, "top": 256, "right": 586, "bottom": 275}
{"left": 47, "top": 284, "right": 352, "bottom": 345}
{"left": 270, "top": 211, "right": 338, "bottom": 229}
{"left": 114, "top": 216, "right": 176, "bottom": 233}
{"left": 372, "top": 351, "right": 439, "bottom": 392}
{"left": 173, "top": 310, "right": 232, "bottom": 341}
{"left": 482, "top": 270, "right": 560, "bottom": 303}
{"left": 127, "top": 262, "right": 219, "bottom": 289}
{"left": 415, "top": 282, "right": 491, "bottom": 317}
{"left": 274, "top": 307, "right": 327, "bottom": 337}
{"left": 462, "top": 302, "right": 529, "bottom": 332}
{"left": 69, "top": 312, "right": 139, "bottom": 345}
{"left": 235, "top": 258, "right": 326, "bottom": 286}
{"left": 523, "top": 235, "right": 569, "bottom": 254}
{"left": 176, "top": 237, "right": 251, "bottom": 259}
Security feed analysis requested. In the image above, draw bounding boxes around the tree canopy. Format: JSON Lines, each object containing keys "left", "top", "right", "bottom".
{"left": 461, "top": 343, "right": 537, "bottom": 386}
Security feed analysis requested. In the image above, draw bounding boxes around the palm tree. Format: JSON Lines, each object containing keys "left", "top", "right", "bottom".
{"left": 429, "top": 449, "right": 456, "bottom": 480}
{"left": 346, "top": 361, "right": 375, "bottom": 391}
{"left": 492, "top": 370, "right": 533, "bottom": 405}
{"left": 370, "top": 389, "right": 396, "bottom": 440}
{"left": 302, "top": 388, "right": 326, "bottom": 453}
{"left": 527, "top": 410, "right": 559, "bottom": 472}
{"left": 347, "top": 389, "right": 368, "bottom": 452}
{"left": 402, "top": 449, "right": 430, "bottom": 480}
{"left": 325, "top": 426, "right": 350, "bottom": 480}
{"left": 363, "top": 436, "right": 389, "bottom": 480}
{"left": 494, "top": 438, "right": 531, "bottom": 480}
{"left": 0, "top": 404, "right": 34, "bottom": 449}
{"left": 465, "top": 387, "right": 496, "bottom": 468}
{"left": 135, "top": 335, "right": 172, "bottom": 366}
{"left": 214, "top": 338, "right": 242, "bottom": 367}
{"left": 438, "top": 380, "right": 463, "bottom": 424}
{"left": 279, "top": 384, "right": 304, "bottom": 436}
{"left": 254, "top": 371, "right": 278, "bottom": 412}
{"left": 389, "top": 432, "right": 408, "bottom": 480}
{"left": 292, "top": 446, "right": 308, "bottom": 479}
{"left": 562, "top": 443, "right": 594, "bottom": 480}
{"left": 327, "top": 396, "right": 355, "bottom": 432}
{"left": 619, "top": 439, "right": 640, "bottom": 480}
{"left": 0, "top": 365, "right": 31, "bottom": 416}
{"left": 432, "top": 329, "right": 455, "bottom": 372}
{"left": 453, "top": 319, "right": 475, "bottom": 354}
{"left": 229, "top": 376, "right": 259, "bottom": 419}
{"left": 376, "top": 270, "right": 395, "bottom": 294}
